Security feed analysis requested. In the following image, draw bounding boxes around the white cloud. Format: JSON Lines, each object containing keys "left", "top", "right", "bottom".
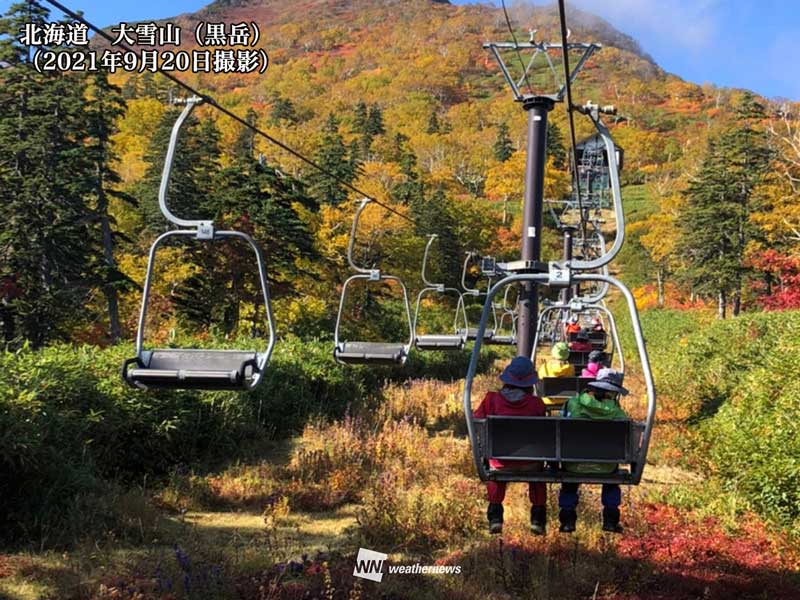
{"left": 553, "top": 0, "right": 722, "bottom": 53}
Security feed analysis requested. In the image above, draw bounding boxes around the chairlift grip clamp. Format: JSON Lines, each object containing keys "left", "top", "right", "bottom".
{"left": 196, "top": 221, "right": 214, "bottom": 240}
{"left": 548, "top": 261, "right": 572, "bottom": 287}
{"left": 368, "top": 269, "right": 381, "bottom": 281}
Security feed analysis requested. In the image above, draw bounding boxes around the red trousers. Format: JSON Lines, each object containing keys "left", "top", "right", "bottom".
{"left": 486, "top": 480, "right": 546, "bottom": 506}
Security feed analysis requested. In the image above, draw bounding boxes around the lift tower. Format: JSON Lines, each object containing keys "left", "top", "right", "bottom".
{"left": 484, "top": 32, "right": 599, "bottom": 357}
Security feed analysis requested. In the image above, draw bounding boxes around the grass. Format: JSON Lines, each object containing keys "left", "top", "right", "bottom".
{"left": 3, "top": 329, "right": 800, "bottom": 599}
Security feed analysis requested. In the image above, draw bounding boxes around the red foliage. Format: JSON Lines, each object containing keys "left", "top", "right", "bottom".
{"left": 616, "top": 503, "right": 800, "bottom": 599}
{"left": 748, "top": 249, "right": 800, "bottom": 311}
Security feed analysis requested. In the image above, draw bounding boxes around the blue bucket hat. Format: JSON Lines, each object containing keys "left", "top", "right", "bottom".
{"left": 499, "top": 356, "right": 538, "bottom": 387}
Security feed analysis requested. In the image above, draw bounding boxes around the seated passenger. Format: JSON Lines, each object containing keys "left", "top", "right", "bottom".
{"left": 569, "top": 330, "right": 593, "bottom": 352}
{"left": 538, "top": 342, "right": 575, "bottom": 407}
{"left": 581, "top": 350, "right": 607, "bottom": 378}
{"left": 590, "top": 317, "right": 605, "bottom": 332}
{"left": 558, "top": 368, "right": 629, "bottom": 535}
{"left": 473, "top": 357, "right": 547, "bottom": 536}
{"left": 538, "top": 342, "right": 575, "bottom": 378}
{"left": 565, "top": 315, "right": 582, "bottom": 336}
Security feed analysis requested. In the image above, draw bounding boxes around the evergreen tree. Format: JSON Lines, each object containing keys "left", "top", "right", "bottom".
{"left": 307, "top": 113, "right": 358, "bottom": 206}
{"left": 84, "top": 70, "right": 135, "bottom": 342}
{"left": 0, "top": 3, "right": 96, "bottom": 346}
{"left": 138, "top": 72, "right": 158, "bottom": 98}
{"left": 184, "top": 121, "right": 318, "bottom": 333}
{"left": 493, "top": 122, "right": 513, "bottom": 162}
{"left": 681, "top": 93, "right": 771, "bottom": 318}
{"left": 233, "top": 108, "right": 258, "bottom": 159}
{"left": 121, "top": 74, "right": 139, "bottom": 99}
{"left": 547, "top": 121, "right": 567, "bottom": 169}
{"left": 427, "top": 110, "right": 440, "bottom": 134}
{"left": 389, "top": 133, "right": 423, "bottom": 206}
{"left": 353, "top": 100, "right": 368, "bottom": 134}
{"left": 269, "top": 94, "right": 298, "bottom": 125}
{"left": 365, "top": 104, "right": 385, "bottom": 137}
{"left": 410, "top": 187, "right": 462, "bottom": 288}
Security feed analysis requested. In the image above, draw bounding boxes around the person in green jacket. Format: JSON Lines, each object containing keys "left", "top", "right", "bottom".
{"left": 558, "top": 368, "right": 629, "bottom": 534}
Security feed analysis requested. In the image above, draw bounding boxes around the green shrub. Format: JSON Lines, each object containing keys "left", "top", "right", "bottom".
{"left": 636, "top": 310, "right": 800, "bottom": 530}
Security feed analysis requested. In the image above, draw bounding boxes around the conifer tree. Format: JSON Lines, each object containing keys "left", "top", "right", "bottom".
{"left": 353, "top": 100, "right": 368, "bottom": 134}
{"left": 389, "top": 133, "right": 423, "bottom": 206}
{"left": 681, "top": 93, "right": 771, "bottom": 318}
{"left": 84, "top": 70, "right": 135, "bottom": 342}
{"left": 427, "top": 110, "right": 440, "bottom": 134}
{"left": 269, "top": 94, "right": 298, "bottom": 125}
{"left": 0, "top": 3, "right": 97, "bottom": 346}
{"left": 365, "top": 104, "right": 385, "bottom": 137}
{"left": 493, "top": 122, "right": 513, "bottom": 162}
{"left": 307, "top": 113, "right": 358, "bottom": 206}
{"left": 547, "top": 121, "right": 567, "bottom": 169}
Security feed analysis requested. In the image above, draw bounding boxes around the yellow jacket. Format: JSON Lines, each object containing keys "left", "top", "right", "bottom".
{"left": 538, "top": 360, "right": 575, "bottom": 406}
{"left": 538, "top": 361, "right": 575, "bottom": 379}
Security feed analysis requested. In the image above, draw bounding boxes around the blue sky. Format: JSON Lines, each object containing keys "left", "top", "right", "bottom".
{"left": 3, "top": 0, "right": 798, "bottom": 99}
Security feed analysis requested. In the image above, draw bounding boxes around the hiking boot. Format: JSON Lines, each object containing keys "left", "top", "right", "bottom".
{"left": 530, "top": 506, "right": 546, "bottom": 535}
{"left": 558, "top": 509, "right": 577, "bottom": 533}
{"left": 487, "top": 503, "right": 504, "bottom": 535}
{"left": 602, "top": 508, "right": 623, "bottom": 534}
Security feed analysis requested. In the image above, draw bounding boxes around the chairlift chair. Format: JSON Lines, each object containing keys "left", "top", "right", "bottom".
{"left": 413, "top": 235, "right": 467, "bottom": 351}
{"left": 122, "top": 98, "right": 275, "bottom": 391}
{"left": 533, "top": 302, "right": 623, "bottom": 373}
{"left": 456, "top": 251, "right": 496, "bottom": 342}
{"left": 486, "top": 284, "right": 517, "bottom": 346}
{"left": 464, "top": 272, "right": 654, "bottom": 485}
{"left": 333, "top": 199, "right": 414, "bottom": 365}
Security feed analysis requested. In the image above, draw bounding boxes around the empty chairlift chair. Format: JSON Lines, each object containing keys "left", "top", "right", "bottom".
{"left": 457, "top": 252, "right": 496, "bottom": 342}
{"left": 122, "top": 97, "right": 275, "bottom": 391}
{"left": 413, "top": 235, "right": 467, "bottom": 351}
{"left": 486, "top": 284, "right": 518, "bottom": 346}
{"left": 334, "top": 199, "right": 414, "bottom": 365}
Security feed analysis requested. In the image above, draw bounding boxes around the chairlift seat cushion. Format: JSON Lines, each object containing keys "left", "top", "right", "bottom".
{"left": 415, "top": 335, "right": 464, "bottom": 351}
{"left": 335, "top": 341, "right": 407, "bottom": 365}
{"left": 459, "top": 328, "right": 495, "bottom": 341}
{"left": 486, "top": 334, "right": 516, "bottom": 345}
{"left": 537, "top": 376, "right": 594, "bottom": 398}
{"left": 125, "top": 349, "right": 259, "bottom": 390}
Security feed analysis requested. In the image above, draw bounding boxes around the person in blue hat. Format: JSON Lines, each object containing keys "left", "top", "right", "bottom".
{"left": 473, "top": 356, "right": 547, "bottom": 535}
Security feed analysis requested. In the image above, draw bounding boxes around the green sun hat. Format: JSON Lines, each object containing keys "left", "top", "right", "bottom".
{"left": 551, "top": 341, "right": 570, "bottom": 361}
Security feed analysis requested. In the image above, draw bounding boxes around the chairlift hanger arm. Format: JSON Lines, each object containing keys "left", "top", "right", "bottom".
{"left": 158, "top": 96, "right": 212, "bottom": 231}
{"left": 347, "top": 198, "right": 380, "bottom": 276}
{"left": 420, "top": 234, "right": 442, "bottom": 289}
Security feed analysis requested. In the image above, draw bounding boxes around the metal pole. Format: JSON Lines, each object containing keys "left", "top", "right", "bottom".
{"left": 561, "top": 228, "right": 573, "bottom": 304}
{"left": 517, "top": 97, "right": 555, "bottom": 357}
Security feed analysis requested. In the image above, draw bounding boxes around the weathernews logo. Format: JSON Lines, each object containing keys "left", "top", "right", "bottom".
{"left": 353, "top": 548, "right": 462, "bottom": 583}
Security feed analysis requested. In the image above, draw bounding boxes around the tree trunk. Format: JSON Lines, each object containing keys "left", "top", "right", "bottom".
{"left": 98, "top": 189, "right": 121, "bottom": 343}
{"left": 717, "top": 289, "right": 727, "bottom": 319}
{"left": 732, "top": 288, "right": 741, "bottom": 317}
{"left": 656, "top": 268, "right": 665, "bottom": 308}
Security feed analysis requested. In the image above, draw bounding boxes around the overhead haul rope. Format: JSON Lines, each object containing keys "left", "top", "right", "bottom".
{"left": 37, "top": 0, "right": 417, "bottom": 228}
{"left": 500, "top": 0, "right": 534, "bottom": 96}
{"left": 556, "top": 0, "right": 589, "bottom": 250}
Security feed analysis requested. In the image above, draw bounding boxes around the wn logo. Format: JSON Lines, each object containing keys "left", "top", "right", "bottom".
{"left": 353, "top": 547, "right": 388, "bottom": 582}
